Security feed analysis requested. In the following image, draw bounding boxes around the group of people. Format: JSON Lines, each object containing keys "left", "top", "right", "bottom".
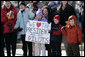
{"left": 1, "top": 1, "right": 83, "bottom": 56}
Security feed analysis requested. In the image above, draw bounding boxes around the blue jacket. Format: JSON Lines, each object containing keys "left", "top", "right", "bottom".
{"left": 14, "top": 10, "right": 30, "bottom": 35}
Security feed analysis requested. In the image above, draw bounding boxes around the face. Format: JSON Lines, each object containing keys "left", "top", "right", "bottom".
{"left": 5, "top": 1, "right": 11, "bottom": 9}
{"left": 62, "top": 1, "right": 68, "bottom": 6}
{"left": 43, "top": 9, "right": 48, "bottom": 17}
{"left": 36, "top": 14, "right": 42, "bottom": 20}
{"left": 19, "top": 5, "right": 25, "bottom": 11}
{"left": 70, "top": 19, "right": 75, "bottom": 26}
{"left": 54, "top": 19, "right": 59, "bottom": 24}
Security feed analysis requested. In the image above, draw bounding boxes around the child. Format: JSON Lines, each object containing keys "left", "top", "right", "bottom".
{"left": 61, "top": 15, "right": 82, "bottom": 56}
{"left": 34, "top": 9, "right": 47, "bottom": 56}
{"left": 34, "top": 9, "right": 47, "bottom": 22}
{"left": 50, "top": 15, "right": 62, "bottom": 56}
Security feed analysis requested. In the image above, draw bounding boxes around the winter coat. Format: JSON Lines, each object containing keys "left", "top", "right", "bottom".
{"left": 50, "top": 23, "right": 62, "bottom": 41}
{"left": 27, "top": 10, "right": 35, "bottom": 20}
{"left": 52, "top": 23, "right": 62, "bottom": 35}
{"left": 26, "top": 4, "right": 35, "bottom": 20}
{"left": 61, "top": 15, "right": 82, "bottom": 44}
{"left": 14, "top": 10, "right": 30, "bottom": 35}
{"left": 1, "top": 8, "right": 18, "bottom": 34}
{"left": 58, "top": 4, "right": 76, "bottom": 26}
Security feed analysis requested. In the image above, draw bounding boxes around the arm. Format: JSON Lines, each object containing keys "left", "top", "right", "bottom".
{"left": 61, "top": 26, "right": 67, "bottom": 36}
{"left": 53, "top": 25, "right": 62, "bottom": 35}
{"left": 14, "top": 13, "right": 20, "bottom": 29}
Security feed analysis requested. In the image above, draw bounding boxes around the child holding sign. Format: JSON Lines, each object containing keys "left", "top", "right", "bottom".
{"left": 34, "top": 9, "right": 48, "bottom": 56}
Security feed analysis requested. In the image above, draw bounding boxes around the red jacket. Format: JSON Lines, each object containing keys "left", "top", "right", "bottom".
{"left": 53, "top": 24, "right": 62, "bottom": 35}
{"left": 61, "top": 15, "right": 82, "bottom": 44}
{"left": 62, "top": 26, "right": 82, "bottom": 44}
{"left": 1, "top": 8, "right": 18, "bottom": 34}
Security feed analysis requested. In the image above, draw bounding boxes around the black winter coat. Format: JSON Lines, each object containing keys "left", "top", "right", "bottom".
{"left": 58, "top": 4, "right": 76, "bottom": 26}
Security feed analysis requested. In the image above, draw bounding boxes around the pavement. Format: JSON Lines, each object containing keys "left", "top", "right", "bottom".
{"left": 4, "top": 43, "right": 84, "bottom": 56}
{"left": 4, "top": 49, "right": 84, "bottom": 56}
{"left": 16, "top": 43, "right": 84, "bottom": 50}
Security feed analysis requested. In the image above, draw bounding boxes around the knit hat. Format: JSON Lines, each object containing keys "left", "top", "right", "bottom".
{"left": 53, "top": 15, "right": 60, "bottom": 22}
{"left": 26, "top": 4, "right": 31, "bottom": 9}
{"left": 19, "top": 1, "right": 26, "bottom": 6}
{"left": 36, "top": 9, "right": 43, "bottom": 16}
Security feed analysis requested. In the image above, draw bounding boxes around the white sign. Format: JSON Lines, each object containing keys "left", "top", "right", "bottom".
{"left": 25, "top": 20, "right": 51, "bottom": 44}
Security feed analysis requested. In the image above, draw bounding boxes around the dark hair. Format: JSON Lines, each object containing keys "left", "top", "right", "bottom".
{"left": 19, "top": 1, "right": 26, "bottom": 6}
{"left": 2, "top": 1, "right": 14, "bottom": 9}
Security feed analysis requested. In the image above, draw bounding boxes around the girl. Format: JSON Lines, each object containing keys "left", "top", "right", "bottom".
{"left": 34, "top": 9, "right": 47, "bottom": 56}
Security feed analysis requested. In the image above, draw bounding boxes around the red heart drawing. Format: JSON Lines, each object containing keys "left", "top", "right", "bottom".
{"left": 36, "top": 22, "right": 41, "bottom": 28}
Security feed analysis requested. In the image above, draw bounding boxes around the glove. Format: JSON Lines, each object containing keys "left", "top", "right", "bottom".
{"left": 17, "top": 28, "right": 23, "bottom": 32}
{"left": 61, "top": 26, "right": 66, "bottom": 30}
{"left": 14, "top": 28, "right": 23, "bottom": 33}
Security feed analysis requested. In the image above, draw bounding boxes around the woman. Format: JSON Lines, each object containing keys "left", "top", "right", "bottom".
{"left": 41, "top": 6, "right": 51, "bottom": 56}
{"left": 14, "top": 2, "right": 32, "bottom": 56}
{"left": 57, "top": 1, "right": 76, "bottom": 26}
{"left": 57, "top": 1, "right": 76, "bottom": 55}
{"left": 42, "top": 6, "right": 49, "bottom": 20}
{"left": 1, "top": 1, "right": 18, "bottom": 56}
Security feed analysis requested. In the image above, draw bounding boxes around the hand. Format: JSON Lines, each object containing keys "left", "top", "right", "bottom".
{"left": 17, "top": 28, "right": 23, "bottom": 32}
{"left": 7, "top": 11, "right": 14, "bottom": 19}
{"left": 14, "top": 28, "right": 23, "bottom": 33}
{"left": 61, "top": 26, "right": 66, "bottom": 30}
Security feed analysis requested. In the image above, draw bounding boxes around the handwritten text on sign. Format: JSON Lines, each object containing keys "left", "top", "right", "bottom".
{"left": 25, "top": 20, "right": 51, "bottom": 44}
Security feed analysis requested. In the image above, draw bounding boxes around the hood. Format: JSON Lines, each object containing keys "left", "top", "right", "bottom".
{"left": 68, "top": 15, "right": 77, "bottom": 26}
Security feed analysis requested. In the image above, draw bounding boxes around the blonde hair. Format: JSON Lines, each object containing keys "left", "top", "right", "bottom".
{"left": 57, "top": 4, "right": 61, "bottom": 11}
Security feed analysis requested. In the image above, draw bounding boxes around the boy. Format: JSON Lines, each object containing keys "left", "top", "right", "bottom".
{"left": 50, "top": 15, "right": 62, "bottom": 56}
{"left": 61, "top": 15, "right": 82, "bottom": 56}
